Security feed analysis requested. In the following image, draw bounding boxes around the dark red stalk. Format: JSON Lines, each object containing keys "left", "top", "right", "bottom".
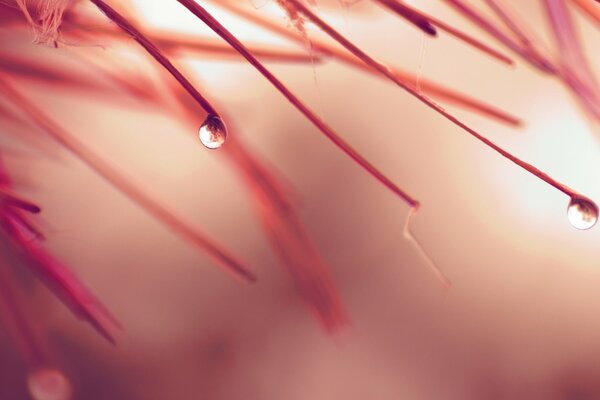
{"left": 373, "top": 0, "right": 437, "bottom": 36}
{"left": 175, "top": 0, "right": 420, "bottom": 208}
{"left": 0, "top": 75, "right": 257, "bottom": 283}
{"left": 211, "top": 0, "right": 521, "bottom": 126}
{"left": 374, "top": 0, "right": 514, "bottom": 65}
{"left": 88, "top": 0, "right": 219, "bottom": 117}
{"left": 281, "top": 0, "right": 591, "bottom": 202}
{"left": 174, "top": 0, "right": 458, "bottom": 286}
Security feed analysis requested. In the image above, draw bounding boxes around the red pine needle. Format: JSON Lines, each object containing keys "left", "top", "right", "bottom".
{"left": 283, "top": 0, "right": 591, "bottom": 202}
{"left": 177, "top": 0, "right": 420, "bottom": 207}
{"left": 211, "top": 0, "right": 522, "bottom": 126}
{"left": 89, "top": 0, "right": 220, "bottom": 117}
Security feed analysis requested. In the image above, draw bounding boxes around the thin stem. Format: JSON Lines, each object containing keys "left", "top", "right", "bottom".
{"left": 211, "top": 0, "right": 521, "bottom": 126}
{"left": 283, "top": 0, "right": 585, "bottom": 199}
{"left": 175, "top": 0, "right": 420, "bottom": 207}
{"left": 0, "top": 75, "right": 257, "bottom": 283}
{"left": 88, "top": 0, "right": 219, "bottom": 117}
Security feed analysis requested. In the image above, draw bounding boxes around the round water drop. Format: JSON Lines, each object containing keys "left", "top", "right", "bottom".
{"left": 567, "top": 196, "right": 598, "bottom": 230}
{"left": 199, "top": 115, "right": 227, "bottom": 149}
{"left": 27, "top": 369, "right": 71, "bottom": 400}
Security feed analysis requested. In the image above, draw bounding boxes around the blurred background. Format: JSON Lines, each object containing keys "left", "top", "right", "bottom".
{"left": 3, "top": 0, "right": 600, "bottom": 398}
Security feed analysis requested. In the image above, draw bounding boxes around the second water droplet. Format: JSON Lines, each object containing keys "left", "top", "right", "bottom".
{"left": 567, "top": 196, "right": 598, "bottom": 230}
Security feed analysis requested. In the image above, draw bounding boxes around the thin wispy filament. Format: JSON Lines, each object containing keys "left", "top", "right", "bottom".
{"left": 403, "top": 207, "right": 450, "bottom": 288}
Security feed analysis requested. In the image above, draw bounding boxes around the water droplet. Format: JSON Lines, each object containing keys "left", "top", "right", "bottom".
{"left": 199, "top": 115, "right": 227, "bottom": 149}
{"left": 567, "top": 196, "right": 598, "bottom": 230}
{"left": 28, "top": 369, "right": 71, "bottom": 400}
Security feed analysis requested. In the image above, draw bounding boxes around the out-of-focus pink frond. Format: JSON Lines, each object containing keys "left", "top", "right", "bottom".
{"left": 225, "top": 137, "right": 348, "bottom": 332}
{"left": 443, "top": 0, "right": 556, "bottom": 72}
{"left": 0, "top": 153, "right": 119, "bottom": 344}
{"left": 544, "top": 0, "right": 600, "bottom": 119}
{"left": 0, "top": 75, "right": 258, "bottom": 283}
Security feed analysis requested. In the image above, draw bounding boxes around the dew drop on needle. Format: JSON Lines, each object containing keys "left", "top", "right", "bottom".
{"left": 567, "top": 196, "right": 598, "bottom": 230}
{"left": 199, "top": 115, "right": 227, "bottom": 149}
{"left": 27, "top": 369, "right": 71, "bottom": 400}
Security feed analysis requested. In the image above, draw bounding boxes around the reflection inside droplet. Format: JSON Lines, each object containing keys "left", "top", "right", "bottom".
{"left": 198, "top": 115, "right": 227, "bottom": 149}
{"left": 567, "top": 196, "right": 598, "bottom": 230}
{"left": 28, "top": 369, "right": 71, "bottom": 400}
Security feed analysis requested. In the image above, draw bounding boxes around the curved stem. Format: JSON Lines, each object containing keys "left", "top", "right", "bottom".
{"left": 284, "top": 0, "right": 585, "bottom": 200}
{"left": 89, "top": 0, "right": 220, "bottom": 117}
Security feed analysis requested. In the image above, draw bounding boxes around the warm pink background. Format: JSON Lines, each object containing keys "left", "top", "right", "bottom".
{"left": 2, "top": 0, "right": 600, "bottom": 398}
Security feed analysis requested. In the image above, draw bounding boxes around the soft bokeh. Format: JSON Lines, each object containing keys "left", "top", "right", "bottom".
{"left": 2, "top": 0, "right": 600, "bottom": 399}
